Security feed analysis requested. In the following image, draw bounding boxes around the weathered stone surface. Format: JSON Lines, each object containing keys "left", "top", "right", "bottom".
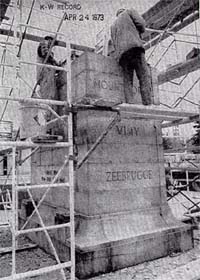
{"left": 25, "top": 109, "right": 193, "bottom": 279}
{"left": 77, "top": 163, "right": 165, "bottom": 191}
{"left": 22, "top": 53, "right": 192, "bottom": 279}
{"left": 31, "top": 147, "right": 69, "bottom": 205}
{"left": 71, "top": 52, "right": 159, "bottom": 105}
{"left": 76, "top": 111, "right": 163, "bottom": 145}
{"left": 75, "top": 187, "right": 167, "bottom": 216}
{"left": 72, "top": 52, "right": 126, "bottom": 103}
{"left": 19, "top": 105, "right": 46, "bottom": 139}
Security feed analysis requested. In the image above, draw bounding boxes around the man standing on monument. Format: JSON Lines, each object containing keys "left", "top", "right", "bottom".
{"left": 36, "top": 35, "right": 67, "bottom": 137}
{"left": 37, "top": 35, "right": 60, "bottom": 83}
{"left": 109, "top": 8, "right": 152, "bottom": 105}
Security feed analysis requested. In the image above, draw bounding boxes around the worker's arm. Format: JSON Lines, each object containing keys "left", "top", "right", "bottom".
{"left": 110, "top": 25, "right": 116, "bottom": 49}
{"left": 107, "top": 38, "right": 115, "bottom": 56}
{"left": 127, "top": 8, "right": 146, "bottom": 34}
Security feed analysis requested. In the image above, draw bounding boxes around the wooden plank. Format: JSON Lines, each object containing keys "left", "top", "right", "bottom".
{"left": 117, "top": 104, "right": 197, "bottom": 118}
{"left": 0, "top": 28, "right": 95, "bottom": 52}
{"left": 1, "top": 1, "right": 198, "bottom": 51}
{"left": 120, "top": 112, "right": 180, "bottom": 121}
{"left": 162, "top": 115, "right": 199, "bottom": 128}
{"left": 0, "top": 243, "right": 37, "bottom": 254}
{"left": 142, "top": 0, "right": 199, "bottom": 42}
{"left": 144, "top": 11, "right": 199, "bottom": 50}
{"left": 0, "top": 1, "right": 198, "bottom": 86}
{"left": 158, "top": 56, "right": 200, "bottom": 85}
{"left": 165, "top": 146, "right": 200, "bottom": 153}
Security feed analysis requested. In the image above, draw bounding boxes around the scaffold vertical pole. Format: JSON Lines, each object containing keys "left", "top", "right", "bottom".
{"left": 65, "top": 37, "right": 75, "bottom": 280}
{"left": 11, "top": 146, "right": 16, "bottom": 276}
{"left": 11, "top": 0, "right": 21, "bottom": 275}
{"left": 13, "top": 0, "right": 20, "bottom": 96}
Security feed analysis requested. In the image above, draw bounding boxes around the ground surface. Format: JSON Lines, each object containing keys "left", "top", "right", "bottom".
{"left": 0, "top": 227, "right": 200, "bottom": 280}
{"left": 0, "top": 227, "right": 70, "bottom": 279}
{"left": 91, "top": 232, "right": 200, "bottom": 280}
{"left": 1, "top": 206, "right": 200, "bottom": 280}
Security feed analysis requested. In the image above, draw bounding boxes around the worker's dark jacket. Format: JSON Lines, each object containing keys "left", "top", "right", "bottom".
{"left": 110, "top": 9, "right": 146, "bottom": 62}
{"left": 36, "top": 39, "right": 60, "bottom": 84}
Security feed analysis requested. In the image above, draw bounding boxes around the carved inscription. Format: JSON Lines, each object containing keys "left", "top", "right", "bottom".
{"left": 78, "top": 124, "right": 143, "bottom": 145}
{"left": 93, "top": 78, "right": 123, "bottom": 91}
{"left": 41, "top": 169, "right": 66, "bottom": 183}
{"left": 116, "top": 125, "right": 140, "bottom": 136}
{"left": 106, "top": 170, "right": 153, "bottom": 182}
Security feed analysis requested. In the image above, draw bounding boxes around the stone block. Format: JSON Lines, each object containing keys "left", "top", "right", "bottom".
{"left": 72, "top": 208, "right": 193, "bottom": 278}
{"left": 76, "top": 111, "right": 163, "bottom": 146}
{"left": 77, "top": 162, "right": 165, "bottom": 190}
{"left": 71, "top": 52, "right": 159, "bottom": 105}
{"left": 72, "top": 52, "right": 126, "bottom": 104}
{"left": 19, "top": 105, "right": 46, "bottom": 139}
{"left": 26, "top": 109, "right": 193, "bottom": 279}
{"left": 31, "top": 147, "right": 69, "bottom": 207}
{"left": 78, "top": 142, "right": 164, "bottom": 165}
{"left": 75, "top": 186, "right": 167, "bottom": 216}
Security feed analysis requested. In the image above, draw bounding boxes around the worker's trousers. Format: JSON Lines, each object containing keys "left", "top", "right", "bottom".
{"left": 119, "top": 47, "right": 152, "bottom": 105}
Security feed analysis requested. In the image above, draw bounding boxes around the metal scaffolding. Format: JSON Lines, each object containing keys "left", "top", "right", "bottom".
{"left": 0, "top": 1, "right": 75, "bottom": 279}
{"left": 0, "top": 1, "right": 199, "bottom": 279}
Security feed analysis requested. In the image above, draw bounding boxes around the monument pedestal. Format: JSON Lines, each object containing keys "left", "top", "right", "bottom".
{"left": 21, "top": 110, "right": 193, "bottom": 279}
{"left": 20, "top": 53, "right": 193, "bottom": 279}
{"left": 75, "top": 215, "right": 192, "bottom": 278}
{"left": 73, "top": 111, "right": 193, "bottom": 278}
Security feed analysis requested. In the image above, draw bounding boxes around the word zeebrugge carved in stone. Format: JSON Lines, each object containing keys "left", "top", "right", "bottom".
{"left": 106, "top": 170, "right": 153, "bottom": 182}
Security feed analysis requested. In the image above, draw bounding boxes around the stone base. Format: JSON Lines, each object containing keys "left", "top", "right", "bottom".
{"left": 75, "top": 225, "right": 192, "bottom": 279}
{"left": 21, "top": 111, "right": 193, "bottom": 279}
{"left": 20, "top": 202, "right": 193, "bottom": 279}
{"left": 74, "top": 208, "right": 193, "bottom": 278}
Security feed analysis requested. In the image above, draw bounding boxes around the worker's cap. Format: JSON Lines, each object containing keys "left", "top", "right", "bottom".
{"left": 44, "top": 35, "right": 54, "bottom": 40}
{"left": 44, "top": 35, "right": 58, "bottom": 45}
{"left": 116, "top": 8, "right": 125, "bottom": 16}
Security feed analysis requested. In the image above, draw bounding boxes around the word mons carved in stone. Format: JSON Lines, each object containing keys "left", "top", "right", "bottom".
{"left": 93, "top": 78, "right": 124, "bottom": 92}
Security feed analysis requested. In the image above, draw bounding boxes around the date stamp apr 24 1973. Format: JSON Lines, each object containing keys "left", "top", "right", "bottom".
{"left": 39, "top": 1, "right": 105, "bottom": 21}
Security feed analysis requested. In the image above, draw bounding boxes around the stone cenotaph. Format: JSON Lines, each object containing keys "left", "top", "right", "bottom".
{"left": 21, "top": 52, "right": 193, "bottom": 279}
